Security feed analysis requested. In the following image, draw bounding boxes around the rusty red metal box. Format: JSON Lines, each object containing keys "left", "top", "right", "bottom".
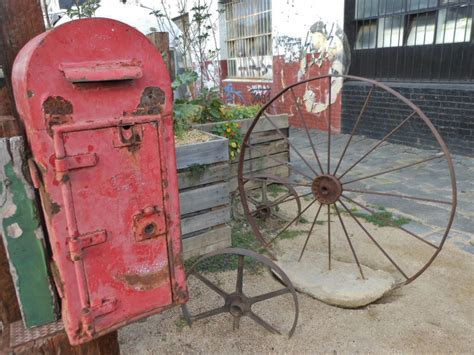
{"left": 12, "top": 18, "right": 187, "bottom": 345}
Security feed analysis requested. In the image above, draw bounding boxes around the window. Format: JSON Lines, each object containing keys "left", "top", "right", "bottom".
{"left": 224, "top": 0, "right": 272, "bottom": 80}
{"left": 353, "top": 0, "right": 473, "bottom": 48}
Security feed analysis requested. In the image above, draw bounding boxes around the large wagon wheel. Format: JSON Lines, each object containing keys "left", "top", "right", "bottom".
{"left": 238, "top": 74, "right": 457, "bottom": 289}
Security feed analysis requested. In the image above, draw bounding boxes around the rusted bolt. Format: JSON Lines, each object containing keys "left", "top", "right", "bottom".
{"left": 144, "top": 223, "right": 156, "bottom": 236}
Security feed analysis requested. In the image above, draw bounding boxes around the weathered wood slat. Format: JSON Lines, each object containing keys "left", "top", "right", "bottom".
{"left": 179, "top": 182, "right": 229, "bottom": 215}
{"left": 0, "top": 137, "right": 57, "bottom": 328}
{"left": 181, "top": 208, "right": 231, "bottom": 236}
{"left": 229, "top": 165, "right": 290, "bottom": 192}
{"left": 178, "top": 162, "right": 229, "bottom": 190}
{"left": 195, "top": 114, "right": 288, "bottom": 135}
{"left": 175, "top": 133, "right": 228, "bottom": 170}
{"left": 240, "top": 140, "right": 288, "bottom": 160}
{"left": 248, "top": 129, "right": 289, "bottom": 145}
{"left": 182, "top": 225, "right": 232, "bottom": 260}
{"left": 231, "top": 151, "right": 290, "bottom": 176}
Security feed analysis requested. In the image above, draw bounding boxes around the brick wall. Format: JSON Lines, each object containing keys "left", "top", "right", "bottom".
{"left": 342, "top": 81, "right": 474, "bottom": 156}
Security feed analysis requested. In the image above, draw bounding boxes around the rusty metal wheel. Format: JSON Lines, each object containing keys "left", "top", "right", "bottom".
{"left": 181, "top": 248, "right": 299, "bottom": 337}
{"left": 238, "top": 74, "right": 457, "bottom": 289}
{"left": 232, "top": 174, "right": 302, "bottom": 225}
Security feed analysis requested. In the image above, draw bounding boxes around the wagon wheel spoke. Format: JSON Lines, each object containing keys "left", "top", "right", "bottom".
{"left": 242, "top": 176, "right": 313, "bottom": 189}
{"left": 248, "top": 312, "right": 281, "bottom": 335}
{"left": 267, "top": 199, "right": 317, "bottom": 247}
{"left": 191, "top": 271, "right": 229, "bottom": 298}
{"left": 327, "top": 76, "right": 332, "bottom": 174}
{"left": 288, "top": 89, "right": 325, "bottom": 175}
{"left": 338, "top": 199, "right": 409, "bottom": 280}
{"left": 249, "top": 288, "right": 291, "bottom": 304}
{"left": 333, "top": 84, "right": 376, "bottom": 176}
{"left": 344, "top": 188, "right": 452, "bottom": 206}
{"left": 327, "top": 204, "right": 332, "bottom": 270}
{"left": 342, "top": 153, "right": 444, "bottom": 185}
{"left": 338, "top": 111, "right": 417, "bottom": 180}
{"left": 261, "top": 179, "right": 269, "bottom": 203}
{"left": 245, "top": 142, "right": 315, "bottom": 181}
{"left": 192, "top": 306, "right": 227, "bottom": 322}
{"left": 236, "top": 255, "right": 244, "bottom": 293}
{"left": 263, "top": 112, "right": 320, "bottom": 177}
{"left": 340, "top": 194, "right": 439, "bottom": 249}
{"left": 249, "top": 193, "right": 302, "bottom": 216}
{"left": 334, "top": 203, "right": 365, "bottom": 279}
{"left": 298, "top": 203, "right": 323, "bottom": 262}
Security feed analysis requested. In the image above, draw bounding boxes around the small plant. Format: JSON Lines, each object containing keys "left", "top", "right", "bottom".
{"left": 186, "top": 163, "right": 207, "bottom": 180}
{"left": 267, "top": 184, "right": 288, "bottom": 198}
{"left": 173, "top": 103, "right": 201, "bottom": 138}
{"left": 353, "top": 206, "right": 411, "bottom": 227}
{"left": 221, "top": 104, "right": 262, "bottom": 121}
{"left": 212, "top": 121, "right": 242, "bottom": 160}
{"left": 67, "top": 0, "right": 100, "bottom": 18}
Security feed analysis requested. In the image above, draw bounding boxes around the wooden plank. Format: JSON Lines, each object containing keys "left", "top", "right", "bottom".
{"left": 230, "top": 151, "right": 290, "bottom": 176}
{"left": 175, "top": 133, "right": 229, "bottom": 170}
{"left": 0, "top": 137, "right": 57, "bottom": 328}
{"left": 195, "top": 114, "right": 289, "bottom": 135}
{"left": 248, "top": 129, "right": 289, "bottom": 145}
{"left": 178, "top": 162, "right": 229, "bottom": 190}
{"left": 181, "top": 207, "right": 231, "bottom": 236}
{"left": 228, "top": 165, "right": 290, "bottom": 192}
{"left": 182, "top": 225, "right": 232, "bottom": 260}
{"left": 179, "top": 182, "right": 229, "bottom": 215}
{"left": 238, "top": 139, "right": 288, "bottom": 161}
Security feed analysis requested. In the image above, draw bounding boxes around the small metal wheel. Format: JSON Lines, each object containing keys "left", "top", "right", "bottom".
{"left": 181, "top": 248, "right": 299, "bottom": 337}
{"left": 238, "top": 74, "right": 457, "bottom": 289}
{"left": 231, "top": 174, "right": 302, "bottom": 225}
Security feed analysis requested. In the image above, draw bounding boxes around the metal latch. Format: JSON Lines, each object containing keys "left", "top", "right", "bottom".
{"left": 68, "top": 230, "right": 107, "bottom": 261}
{"left": 81, "top": 298, "right": 118, "bottom": 335}
{"left": 55, "top": 153, "right": 98, "bottom": 173}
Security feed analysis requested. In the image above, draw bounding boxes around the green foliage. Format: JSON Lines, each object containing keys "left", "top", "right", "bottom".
{"left": 212, "top": 121, "right": 242, "bottom": 160}
{"left": 191, "top": 88, "right": 224, "bottom": 123}
{"left": 67, "top": 0, "right": 100, "bottom": 18}
{"left": 221, "top": 105, "right": 262, "bottom": 121}
{"left": 173, "top": 103, "right": 201, "bottom": 138}
{"left": 267, "top": 184, "right": 288, "bottom": 198}
{"left": 185, "top": 163, "right": 207, "bottom": 180}
{"left": 172, "top": 70, "right": 199, "bottom": 90}
{"left": 353, "top": 206, "right": 411, "bottom": 227}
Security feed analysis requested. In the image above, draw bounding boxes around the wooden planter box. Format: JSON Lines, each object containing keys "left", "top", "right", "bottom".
{"left": 176, "top": 132, "right": 231, "bottom": 259}
{"left": 194, "top": 114, "right": 290, "bottom": 192}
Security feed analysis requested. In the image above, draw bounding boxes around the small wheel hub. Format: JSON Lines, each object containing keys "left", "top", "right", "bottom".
{"left": 312, "top": 175, "right": 342, "bottom": 204}
{"left": 227, "top": 293, "right": 249, "bottom": 316}
{"left": 256, "top": 205, "right": 272, "bottom": 219}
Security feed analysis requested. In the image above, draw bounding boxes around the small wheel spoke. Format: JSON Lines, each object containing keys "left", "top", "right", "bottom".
{"left": 333, "top": 85, "right": 375, "bottom": 175}
{"left": 267, "top": 199, "right": 317, "bottom": 246}
{"left": 342, "top": 153, "right": 444, "bottom": 185}
{"left": 341, "top": 194, "right": 439, "bottom": 249}
{"left": 249, "top": 288, "right": 291, "bottom": 304}
{"left": 261, "top": 180, "right": 269, "bottom": 203}
{"left": 263, "top": 112, "right": 320, "bottom": 177}
{"left": 334, "top": 203, "right": 365, "bottom": 280}
{"left": 270, "top": 192, "right": 292, "bottom": 205}
{"left": 236, "top": 255, "right": 244, "bottom": 293}
{"left": 248, "top": 312, "right": 281, "bottom": 335}
{"left": 344, "top": 188, "right": 452, "bottom": 205}
{"left": 298, "top": 203, "right": 323, "bottom": 262}
{"left": 338, "top": 200, "right": 409, "bottom": 280}
{"left": 338, "top": 111, "right": 417, "bottom": 180}
{"left": 250, "top": 192, "right": 312, "bottom": 215}
{"left": 192, "top": 306, "right": 227, "bottom": 321}
{"left": 289, "top": 88, "right": 325, "bottom": 174}
{"left": 191, "top": 271, "right": 229, "bottom": 298}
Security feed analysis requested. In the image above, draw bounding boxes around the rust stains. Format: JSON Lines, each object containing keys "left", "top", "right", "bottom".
{"left": 134, "top": 87, "right": 165, "bottom": 116}
{"left": 117, "top": 266, "right": 170, "bottom": 291}
{"left": 41, "top": 189, "right": 61, "bottom": 218}
{"left": 43, "top": 96, "right": 73, "bottom": 135}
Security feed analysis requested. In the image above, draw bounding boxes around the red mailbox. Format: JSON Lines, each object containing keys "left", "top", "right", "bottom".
{"left": 12, "top": 18, "right": 187, "bottom": 344}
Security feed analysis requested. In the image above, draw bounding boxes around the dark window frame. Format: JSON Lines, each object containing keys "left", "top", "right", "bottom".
{"left": 345, "top": 0, "right": 474, "bottom": 82}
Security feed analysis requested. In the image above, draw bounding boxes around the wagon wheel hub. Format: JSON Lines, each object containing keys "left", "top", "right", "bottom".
{"left": 312, "top": 175, "right": 342, "bottom": 205}
{"left": 255, "top": 205, "right": 272, "bottom": 219}
{"left": 227, "top": 293, "right": 249, "bottom": 317}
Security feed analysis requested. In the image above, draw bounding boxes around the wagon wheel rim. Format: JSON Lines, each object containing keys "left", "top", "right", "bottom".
{"left": 181, "top": 248, "right": 299, "bottom": 337}
{"left": 237, "top": 74, "right": 457, "bottom": 288}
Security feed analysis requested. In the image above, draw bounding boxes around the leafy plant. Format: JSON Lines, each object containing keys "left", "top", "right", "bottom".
{"left": 221, "top": 105, "right": 262, "bottom": 121}
{"left": 173, "top": 103, "right": 201, "bottom": 138}
{"left": 186, "top": 163, "right": 207, "bottom": 180}
{"left": 191, "top": 88, "right": 224, "bottom": 123}
{"left": 67, "top": 0, "right": 100, "bottom": 18}
{"left": 172, "top": 70, "right": 199, "bottom": 91}
{"left": 212, "top": 121, "right": 242, "bottom": 160}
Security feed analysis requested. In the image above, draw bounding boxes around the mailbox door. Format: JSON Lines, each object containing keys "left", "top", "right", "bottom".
{"left": 55, "top": 118, "right": 173, "bottom": 334}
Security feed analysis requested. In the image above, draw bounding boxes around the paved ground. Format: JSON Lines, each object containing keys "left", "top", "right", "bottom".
{"left": 289, "top": 127, "right": 473, "bottom": 254}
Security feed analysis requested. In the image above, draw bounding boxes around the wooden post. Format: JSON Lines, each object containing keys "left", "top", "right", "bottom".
{"left": 147, "top": 32, "right": 174, "bottom": 80}
{"left": 0, "top": 1, "right": 120, "bottom": 353}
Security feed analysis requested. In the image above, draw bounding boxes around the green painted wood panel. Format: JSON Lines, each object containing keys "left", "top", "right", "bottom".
{"left": 0, "top": 136, "right": 57, "bottom": 328}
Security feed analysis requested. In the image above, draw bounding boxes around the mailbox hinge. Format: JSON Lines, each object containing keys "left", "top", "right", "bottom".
{"left": 81, "top": 298, "right": 118, "bottom": 335}
{"left": 55, "top": 152, "right": 97, "bottom": 177}
{"left": 68, "top": 230, "right": 107, "bottom": 261}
